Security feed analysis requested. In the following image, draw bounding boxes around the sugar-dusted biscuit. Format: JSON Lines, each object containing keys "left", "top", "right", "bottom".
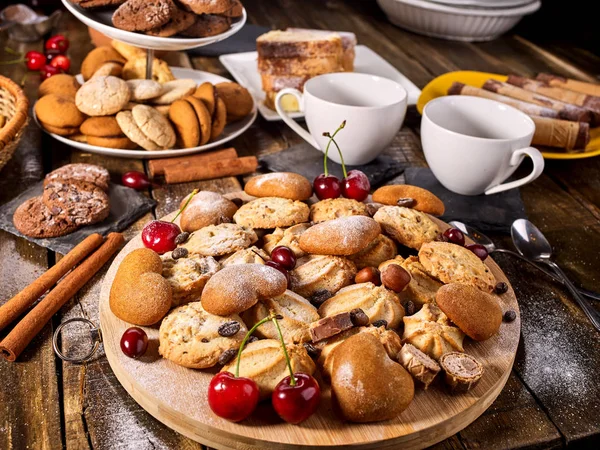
{"left": 309, "top": 198, "right": 368, "bottom": 223}
{"left": 299, "top": 216, "right": 381, "bottom": 256}
{"left": 44, "top": 163, "right": 110, "bottom": 191}
{"left": 233, "top": 197, "right": 310, "bottom": 229}
{"left": 76, "top": 76, "right": 130, "bottom": 116}
{"left": 245, "top": 172, "right": 312, "bottom": 201}
{"left": 179, "top": 190, "right": 238, "bottom": 233}
{"left": 374, "top": 206, "right": 440, "bottom": 250}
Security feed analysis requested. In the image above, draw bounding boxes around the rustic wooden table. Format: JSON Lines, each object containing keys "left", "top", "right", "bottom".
{"left": 1, "top": 1, "right": 599, "bottom": 449}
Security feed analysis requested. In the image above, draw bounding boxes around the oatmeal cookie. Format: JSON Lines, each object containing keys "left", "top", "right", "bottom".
{"left": 160, "top": 253, "right": 220, "bottom": 307}
{"left": 373, "top": 205, "right": 440, "bottom": 250}
{"left": 233, "top": 197, "right": 309, "bottom": 229}
{"left": 180, "top": 223, "right": 257, "bottom": 257}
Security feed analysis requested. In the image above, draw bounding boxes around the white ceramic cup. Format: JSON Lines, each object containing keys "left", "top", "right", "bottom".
{"left": 421, "top": 95, "right": 545, "bottom": 195}
{"left": 275, "top": 73, "right": 407, "bottom": 165}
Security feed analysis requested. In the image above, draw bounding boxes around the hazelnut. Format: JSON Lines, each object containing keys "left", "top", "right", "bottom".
{"left": 355, "top": 267, "right": 381, "bottom": 285}
{"left": 381, "top": 264, "right": 411, "bottom": 293}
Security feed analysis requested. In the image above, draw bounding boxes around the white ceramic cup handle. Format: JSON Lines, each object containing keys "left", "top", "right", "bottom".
{"left": 485, "top": 147, "right": 545, "bottom": 195}
{"left": 274, "top": 88, "right": 319, "bottom": 149}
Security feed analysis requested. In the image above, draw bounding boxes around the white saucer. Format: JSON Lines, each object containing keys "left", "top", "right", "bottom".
{"left": 219, "top": 45, "right": 422, "bottom": 122}
{"left": 36, "top": 68, "right": 257, "bottom": 159}
{"left": 427, "top": 0, "right": 535, "bottom": 8}
{"left": 61, "top": 0, "right": 246, "bottom": 52}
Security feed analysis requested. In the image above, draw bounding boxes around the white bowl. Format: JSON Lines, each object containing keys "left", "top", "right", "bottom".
{"left": 427, "top": 0, "right": 535, "bottom": 8}
{"left": 377, "top": 0, "right": 541, "bottom": 42}
{"left": 61, "top": 0, "right": 246, "bottom": 51}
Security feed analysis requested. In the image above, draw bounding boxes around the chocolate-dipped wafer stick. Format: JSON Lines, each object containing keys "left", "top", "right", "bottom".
{"left": 531, "top": 116, "right": 589, "bottom": 150}
{"left": 448, "top": 82, "right": 561, "bottom": 119}
{"left": 482, "top": 79, "right": 592, "bottom": 123}
{"left": 507, "top": 75, "right": 600, "bottom": 115}
{"left": 536, "top": 73, "right": 600, "bottom": 97}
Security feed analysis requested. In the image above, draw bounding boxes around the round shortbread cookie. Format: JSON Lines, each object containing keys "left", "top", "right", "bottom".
{"left": 233, "top": 197, "right": 309, "bottom": 229}
{"left": 131, "top": 104, "right": 176, "bottom": 148}
{"left": 75, "top": 76, "right": 131, "bottom": 116}
{"left": 116, "top": 110, "right": 161, "bottom": 151}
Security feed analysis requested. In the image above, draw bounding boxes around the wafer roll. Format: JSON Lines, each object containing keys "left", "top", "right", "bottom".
{"left": 448, "top": 82, "right": 560, "bottom": 118}
{"left": 482, "top": 79, "right": 592, "bottom": 123}
{"left": 531, "top": 116, "right": 589, "bottom": 150}
{"left": 507, "top": 75, "right": 600, "bottom": 115}
{"left": 536, "top": 73, "right": 600, "bottom": 97}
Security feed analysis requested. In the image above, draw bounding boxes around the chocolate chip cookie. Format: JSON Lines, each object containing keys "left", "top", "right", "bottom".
{"left": 13, "top": 197, "right": 80, "bottom": 238}
{"left": 44, "top": 163, "right": 110, "bottom": 192}
{"left": 42, "top": 180, "right": 110, "bottom": 227}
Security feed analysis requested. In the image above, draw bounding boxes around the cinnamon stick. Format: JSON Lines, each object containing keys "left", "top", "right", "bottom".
{"left": 531, "top": 116, "right": 589, "bottom": 150}
{"left": 536, "top": 73, "right": 600, "bottom": 97}
{"left": 0, "top": 233, "right": 105, "bottom": 332}
{"left": 448, "top": 82, "right": 561, "bottom": 119}
{"left": 0, "top": 232, "right": 124, "bottom": 362}
{"left": 482, "top": 79, "right": 592, "bottom": 123}
{"left": 148, "top": 147, "right": 238, "bottom": 178}
{"left": 507, "top": 75, "right": 600, "bottom": 116}
{"left": 164, "top": 156, "right": 259, "bottom": 184}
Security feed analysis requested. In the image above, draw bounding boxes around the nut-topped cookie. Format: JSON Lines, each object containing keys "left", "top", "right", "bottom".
{"left": 42, "top": 180, "right": 110, "bottom": 226}
{"left": 372, "top": 185, "right": 445, "bottom": 216}
{"left": 318, "top": 282, "right": 405, "bottom": 329}
{"left": 418, "top": 241, "right": 496, "bottom": 293}
{"left": 309, "top": 198, "right": 369, "bottom": 223}
{"left": 298, "top": 216, "right": 381, "bottom": 256}
{"left": 244, "top": 172, "right": 312, "bottom": 201}
{"left": 159, "top": 302, "right": 247, "bottom": 369}
{"left": 160, "top": 252, "right": 220, "bottom": 307}
{"left": 233, "top": 197, "right": 310, "bottom": 229}
{"left": 180, "top": 223, "right": 257, "bottom": 257}
{"left": 374, "top": 205, "right": 440, "bottom": 250}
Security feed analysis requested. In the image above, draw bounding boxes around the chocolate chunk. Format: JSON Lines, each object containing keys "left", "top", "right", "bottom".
{"left": 494, "top": 281, "right": 509, "bottom": 294}
{"left": 397, "top": 197, "right": 416, "bottom": 208}
{"left": 349, "top": 308, "right": 369, "bottom": 327}
{"left": 309, "top": 312, "right": 354, "bottom": 342}
{"left": 174, "top": 232, "right": 190, "bottom": 245}
{"left": 172, "top": 247, "right": 188, "bottom": 260}
{"left": 218, "top": 321, "right": 241, "bottom": 337}
{"left": 218, "top": 348, "right": 237, "bottom": 365}
{"left": 503, "top": 310, "right": 517, "bottom": 322}
{"left": 365, "top": 202, "right": 383, "bottom": 217}
{"left": 231, "top": 198, "right": 243, "bottom": 208}
{"left": 372, "top": 319, "right": 388, "bottom": 329}
{"left": 303, "top": 342, "right": 321, "bottom": 359}
{"left": 310, "top": 289, "right": 332, "bottom": 307}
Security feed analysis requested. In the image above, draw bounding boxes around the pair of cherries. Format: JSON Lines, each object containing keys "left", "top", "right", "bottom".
{"left": 208, "top": 314, "right": 321, "bottom": 424}
{"left": 313, "top": 121, "right": 371, "bottom": 202}
{"left": 442, "top": 228, "right": 489, "bottom": 261}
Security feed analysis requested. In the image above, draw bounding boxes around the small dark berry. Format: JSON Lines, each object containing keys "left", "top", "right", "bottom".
{"left": 172, "top": 247, "right": 188, "bottom": 259}
{"left": 218, "top": 321, "right": 241, "bottom": 337}
{"left": 218, "top": 348, "right": 237, "bottom": 365}
{"left": 372, "top": 319, "right": 388, "bottom": 329}
{"left": 174, "top": 232, "right": 190, "bottom": 245}
{"left": 494, "top": 281, "right": 509, "bottom": 295}
{"left": 503, "top": 310, "right": 517, "bottom": 322}
{"left": 349, "top": 308, "right": 369, "bottom": 327}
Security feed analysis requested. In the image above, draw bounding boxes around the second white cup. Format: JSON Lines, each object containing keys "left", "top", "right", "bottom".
{"left": 275, "top": 73, "right": 407, "bottom": 165}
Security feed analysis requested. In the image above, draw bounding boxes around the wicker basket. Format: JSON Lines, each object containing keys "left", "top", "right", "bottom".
{"left": 0, "top": 75, "right": 29, "bottom": 172}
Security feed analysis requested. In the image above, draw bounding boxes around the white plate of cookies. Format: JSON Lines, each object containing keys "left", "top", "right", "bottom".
{"left": 98, "top": 175, "right": 521, "bottom": 449}
{"left": 34, "top": 67, "right": 257, "bottom": 159}
{"left": 61, "top": 0, "right": 247, "bottom": 52}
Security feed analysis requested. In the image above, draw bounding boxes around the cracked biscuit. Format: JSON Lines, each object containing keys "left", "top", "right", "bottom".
{"left": 180, "top": 223, "right": 258, "bottom": 257}
{"left": 233, "top": 197, "right": 309, "bottom": 229}
{"left": 75, "top": 76, "right": 130, "bottom": 116}
{"left": 374, "top": 205, "right": 440, "bottom": 250}
{"left": 131, "top": 104, "right": 176, "bottom": 149}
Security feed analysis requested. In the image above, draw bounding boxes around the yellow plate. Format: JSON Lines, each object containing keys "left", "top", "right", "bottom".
{"left": 417, "top": 71, "right": 600, "bottom": 160}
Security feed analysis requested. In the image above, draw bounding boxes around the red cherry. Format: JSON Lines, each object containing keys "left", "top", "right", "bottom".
{"left": 45, "top": 35, "right": 69, "bottom": 54}
{"left": 266, "top": 260, "right": 290, "bottom": 285}
{"left": 122, "top": 171, "right": 151, "bottom": 190}
{"left": 39, "top": 64, "right": 62, "bottom": 80}
{"left": 271, "top": 246, "right": 296, "bottom": 270}
{"left": 443, "top": 228, "right": 465, "bottom": 246}
{"left": 272, "top": 373, "right": 321, "bottom": 424}
{"left": 208, "top": 372, "right": 260, "bottom": 422}
{"left": 313, "top": 173, "right": 341, "bottom": 200}
{"left": 25, "top": 51, "right": 46, "bottom": 71}
{"left": 120, "top": 327, "right": 148, "bottom": 358}
{"left": 50, "top": 54, "right": 71, "bottom": 72}
{"left": 141, "top": 220, "right": 181, "bottom": 254}
{"left": 466, "top": 243, "right": 488, "bottom": 261}
{"left": 342, "top": 170, "right": 370, "bottom": 201}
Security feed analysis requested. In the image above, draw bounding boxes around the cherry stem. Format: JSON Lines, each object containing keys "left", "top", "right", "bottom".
{"left": 4, "top": 47, "right": 21, "bottom": 56}
{"left": 171, "top": 189, "right": 198, "bottom": 223}
{"left": 235, "top": 314, "right": 274, "bottom": 378}
{"left": 251, "top": 249, "right": 267, "bottom": 262}
{"left": 0, "top": 58, "right": 25, "bottom": 65}
{"left": 322, "top": 120, "right": 347, "bottom": 178}
{"left": 271, "top": 313, "right": 296, "bottom": 386}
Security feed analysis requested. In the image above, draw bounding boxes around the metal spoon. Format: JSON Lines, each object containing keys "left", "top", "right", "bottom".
{"left": 511, "top": 219, "right": 600, "bottom": 331}
{"left": 449, "top": 220, "right": 600, "bottom": 302}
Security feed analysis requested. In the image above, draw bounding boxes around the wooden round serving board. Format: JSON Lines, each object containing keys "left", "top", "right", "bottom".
{"left": 99, "top": 215, "right": 521, "bottom": 450}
